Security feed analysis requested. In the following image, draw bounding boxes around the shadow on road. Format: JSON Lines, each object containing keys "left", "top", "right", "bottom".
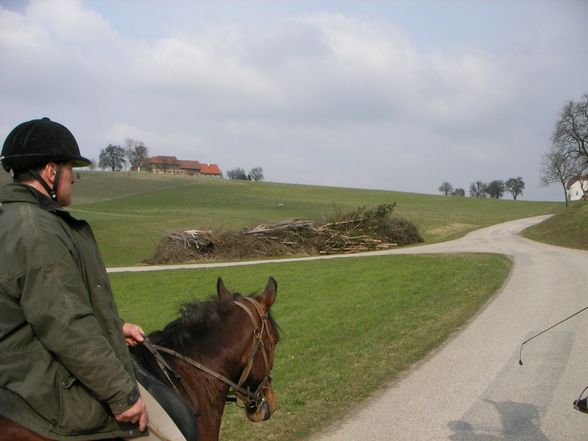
{"left": 448, "top": 399, "right": 549, "bottom": 441}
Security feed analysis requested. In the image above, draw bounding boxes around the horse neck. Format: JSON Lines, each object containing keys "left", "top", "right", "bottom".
{"left": 174, "top": 360, "right": 230, "bottom": 441}
{"left": 175, "top": 312, "right": 251, "bottom": 441}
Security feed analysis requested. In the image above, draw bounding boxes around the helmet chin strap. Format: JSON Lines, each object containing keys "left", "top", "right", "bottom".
{"left": 27, "top": 164, "right": 63, "bottom": 203}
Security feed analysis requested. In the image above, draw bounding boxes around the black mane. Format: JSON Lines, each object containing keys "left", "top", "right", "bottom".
{"left": 151, "top": 293, "right": 241, "bottom": 353}
{"left": 130, "top": 291, "right": 280, "bottom": 380}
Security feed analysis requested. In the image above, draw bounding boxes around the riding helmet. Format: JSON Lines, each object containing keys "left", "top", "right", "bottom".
{"left": 1, "top": 117, "right": 91, "bottom": 172}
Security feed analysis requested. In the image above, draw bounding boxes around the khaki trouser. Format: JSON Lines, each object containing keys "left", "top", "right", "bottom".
{"left": 125, "top": 384, "right": 188, "bottom": 441}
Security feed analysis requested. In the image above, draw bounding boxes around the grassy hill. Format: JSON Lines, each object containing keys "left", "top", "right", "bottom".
{"left": 523, "top": 201, "right": 588, "bottom": 250}
{"left": 0, "top": 171, "right": 562, "bottom": 266}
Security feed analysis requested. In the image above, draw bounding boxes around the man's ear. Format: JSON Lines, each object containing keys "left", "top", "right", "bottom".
{"left": 40, "top": 162, "right": 57, "bottom": 184}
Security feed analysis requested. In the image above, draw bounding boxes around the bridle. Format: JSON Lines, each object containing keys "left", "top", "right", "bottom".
{"left": 143, "top": 296, "right": 275, "bottom": 412}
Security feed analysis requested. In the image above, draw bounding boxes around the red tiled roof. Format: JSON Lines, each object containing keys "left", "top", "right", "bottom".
{"left": 145, "top": 156, "right": 221, "bottom": 175}
{"left": 178, "top": 160, "right": 202, "bottom": 170}
{"left": 200, "top": 163, "right": 222, "bottom": 175}
{"left": 145, "top": 155, "right": 178, "bottom": 165}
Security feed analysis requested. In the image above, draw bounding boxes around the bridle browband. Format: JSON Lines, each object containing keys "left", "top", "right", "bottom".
{"left": 142, "top": 296, "right": 274, "bottom": 411}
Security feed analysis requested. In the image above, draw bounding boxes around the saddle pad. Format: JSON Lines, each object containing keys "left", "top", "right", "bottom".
{"left": 133, "top": 358, "right": 199, "bottom": 441}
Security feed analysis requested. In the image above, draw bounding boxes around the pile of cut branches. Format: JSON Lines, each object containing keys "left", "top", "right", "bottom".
{"left": 145, "top": 203, "right": 423, "bottom": 264}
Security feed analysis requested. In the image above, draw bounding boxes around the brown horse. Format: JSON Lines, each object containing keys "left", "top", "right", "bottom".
{"left": 0, "top": 277, "right": 280, "bottom": 441}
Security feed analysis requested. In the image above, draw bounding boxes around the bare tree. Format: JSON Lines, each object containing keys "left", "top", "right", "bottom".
{"left": 504, "top": 177, "right": 525, "bottom": 200}
{"left": 248, "top": 167, "right": 264, "bottom": 182}
{"left": 124, "top": 139, "right": 149, "bottom": 171}
{"left": 469, "top": 181, "right": 487, "bottom": 198}
{"left": 485, "top": 180, "right": 505, "bottom": 199}
{"left": 99, "top": 144, "right": 126, "bottom": 171}
{"left": 541, "top": 149, "right": 584, "bottom": 207}
{"left": 552, "top": 94, "right": 588, "bottom": 165}
{"left": 438, "top": 181, "right": 453, "bottom": 196}
{"left": 226, "top": 167, "right": 248, "bottom": 180}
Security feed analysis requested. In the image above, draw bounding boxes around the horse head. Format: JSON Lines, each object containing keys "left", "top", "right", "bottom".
{"left": 217, "top": 276, "right": 280, "bottom": 422}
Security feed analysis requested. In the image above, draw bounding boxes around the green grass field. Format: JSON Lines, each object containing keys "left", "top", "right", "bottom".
{"left": 110, "top": 253, "right": 512, "bottom": 441}
{"left": 523, "top": 201, "right": 588, "bottom": 250}
{"left": 0, "top": 171, "right": 560, "bottom": 267}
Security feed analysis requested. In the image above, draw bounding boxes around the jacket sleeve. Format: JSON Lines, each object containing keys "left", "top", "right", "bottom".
{"left": 20, "top": 247, "right": 138, "bottom": 414}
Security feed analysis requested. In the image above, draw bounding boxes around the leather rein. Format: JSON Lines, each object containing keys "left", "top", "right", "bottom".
{"left": 142, "top": 297, "right": 274, "bottom": 411}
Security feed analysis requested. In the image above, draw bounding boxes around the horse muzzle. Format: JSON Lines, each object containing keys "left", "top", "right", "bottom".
{"left": 245, "top": 385, "right": 276, "bottom": 422}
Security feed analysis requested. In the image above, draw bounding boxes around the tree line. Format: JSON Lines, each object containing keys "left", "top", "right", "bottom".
{"left": 439, "top": 177, "right": 525, "bottom": 200}
{"left": 94, "top": 141, "right": 267, "bottom": 183}
{"left": 226, "top": 167, "right": 264, "bottom": 182}
{"left": 97, "top": 139, "right": 149, "bottom": 172}
{"left": 439, "top": 93, "right": 587, "bottom": 204}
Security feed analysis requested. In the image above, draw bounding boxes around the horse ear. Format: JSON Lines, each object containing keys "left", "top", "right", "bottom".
{"left": 217, "top": 277, "right": 232, "bottom": 300}
{"left": 259, "top": 276, "right": 277, "bottom": 309}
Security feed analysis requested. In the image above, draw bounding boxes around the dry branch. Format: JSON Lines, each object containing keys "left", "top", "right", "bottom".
{"left": 145, "top": 204, "right": 423, "bottom": 264}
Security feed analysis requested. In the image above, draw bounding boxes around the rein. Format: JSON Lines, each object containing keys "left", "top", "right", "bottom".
{"left": 142, "top": 297, "right": 273, "bottom": 410}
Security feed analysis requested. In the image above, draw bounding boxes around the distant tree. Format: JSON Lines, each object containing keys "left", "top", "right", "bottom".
{"left": 469, "top": 181, "right": 487, "bottom": 198}
{"left": 248, "top": 167, "right": 264, "bottom": 182}
{"left": 124, "top": 138, "right": 149, "bottom": 171}
{"left": 451, "top": 188, "right": 465, "bottom": 197}
{"left": 438, "top": 181, "right": 453, "bottom": 196}
{"left": 485, "top": 180, "right": 505, "bottom": 199}
{"left": 504, "top": 177, "right": 525, "bottom": 200}
{"left": 99, "top": 144, "right": 126, "bottom": 171}
{"left": 89, "top": 158, "right": 97, "bottom": 171}
{"left": 540, "top": 149, "right": 584, "bottom": 207}
{"left": 552, "top": 94, "right": 588, "bottom": 166}
{"left": 226, "top": 167, "right": 248, "bottom": 180}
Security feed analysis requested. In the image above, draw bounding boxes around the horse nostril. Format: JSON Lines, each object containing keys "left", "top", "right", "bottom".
{"left": 262, "top": 400, "right": 272, "bottom": 421}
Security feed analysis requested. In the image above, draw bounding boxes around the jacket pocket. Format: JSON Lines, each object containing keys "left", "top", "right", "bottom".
{"left": 0, "top": 342, "right": 61, "bottom": 424}
{"left": 56, "top": 369, "right": 110, "bottom": 434}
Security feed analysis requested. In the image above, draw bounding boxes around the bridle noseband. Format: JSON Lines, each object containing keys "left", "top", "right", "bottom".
{"left": 143, "top": 297, "right": 275, "bottom": 411}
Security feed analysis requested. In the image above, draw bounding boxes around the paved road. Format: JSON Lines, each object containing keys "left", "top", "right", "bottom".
{"left": 109, "top": 215, "right": 588, "bottom": 440}
{"left": 307, "top": 215, "right": 588, "bottom": 441}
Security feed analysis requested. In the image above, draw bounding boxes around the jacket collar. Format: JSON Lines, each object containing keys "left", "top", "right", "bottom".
{"left": 0, "top": 183, "right": 66, "bottom": 214}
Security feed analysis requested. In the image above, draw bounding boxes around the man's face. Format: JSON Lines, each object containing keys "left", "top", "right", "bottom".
{"left": 56, "top": 161, "right": 75, "bottom": 207}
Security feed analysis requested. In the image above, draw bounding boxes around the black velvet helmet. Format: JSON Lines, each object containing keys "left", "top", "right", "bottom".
{"left": 1, "top": 117, "right": 91, "bottom": 172}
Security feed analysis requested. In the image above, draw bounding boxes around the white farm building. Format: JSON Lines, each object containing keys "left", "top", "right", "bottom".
{"left": 567, "top": 175, "right": 588, "bottom": 201}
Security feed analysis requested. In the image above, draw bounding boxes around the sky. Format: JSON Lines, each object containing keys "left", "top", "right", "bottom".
{"left": 1, "top": 0, "right": 587, "bottom": 201}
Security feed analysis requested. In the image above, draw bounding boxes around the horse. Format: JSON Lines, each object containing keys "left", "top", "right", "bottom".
{"left": 0, "top": 277, "right": 280, "bottom": 441}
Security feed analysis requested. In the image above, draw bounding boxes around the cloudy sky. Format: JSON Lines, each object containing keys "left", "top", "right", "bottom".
{"left": 1, "top": 0, "right": 587, "bottom": 201}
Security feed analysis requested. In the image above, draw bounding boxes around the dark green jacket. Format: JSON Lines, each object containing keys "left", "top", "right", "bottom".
{"left": 0, "top": 184, "right": 143, "bottom": 440}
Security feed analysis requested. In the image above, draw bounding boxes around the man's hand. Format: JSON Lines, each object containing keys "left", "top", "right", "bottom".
{"left": 122, "top": 322, "right": 145, "bottom": 347}
{"left": 114, "top": 396, "right": 148, "bottom": 432}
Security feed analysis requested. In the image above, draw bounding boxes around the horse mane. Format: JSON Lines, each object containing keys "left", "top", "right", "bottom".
{"left": 150, "top": 291, "right": 280, "bottom": 355}
{"left": 147, "top": 293, "right": 238, "bottom": 353}
{"left": 130, "top": 290, "right": 280, "bottom": 381}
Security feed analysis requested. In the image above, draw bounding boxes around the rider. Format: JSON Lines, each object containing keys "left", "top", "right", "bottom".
{"left": 0, "top": 118, "right": 185, "bottom": 440}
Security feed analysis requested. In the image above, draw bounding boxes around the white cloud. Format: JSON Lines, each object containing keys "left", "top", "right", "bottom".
{"left": 26, "top": 0, "right": 114, "bottom": 42}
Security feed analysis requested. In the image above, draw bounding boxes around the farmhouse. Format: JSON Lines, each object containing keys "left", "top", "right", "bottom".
{"left": 567, "top": 175, "right": 588, "bottom": 201}
{"left": 143, "top": 156, "right": 222, "bottom": 177}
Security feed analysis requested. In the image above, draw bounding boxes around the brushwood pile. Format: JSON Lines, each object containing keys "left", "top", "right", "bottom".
{"left": 146, "top": 203, "right": 423, "bottom": 264}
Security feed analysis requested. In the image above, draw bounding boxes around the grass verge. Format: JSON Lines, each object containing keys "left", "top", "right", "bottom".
{"left": 523, "top": 202, "right": 588, "bottom": 250}
{"left": 110, "top": 252, "right": 511, "bottom": 441}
